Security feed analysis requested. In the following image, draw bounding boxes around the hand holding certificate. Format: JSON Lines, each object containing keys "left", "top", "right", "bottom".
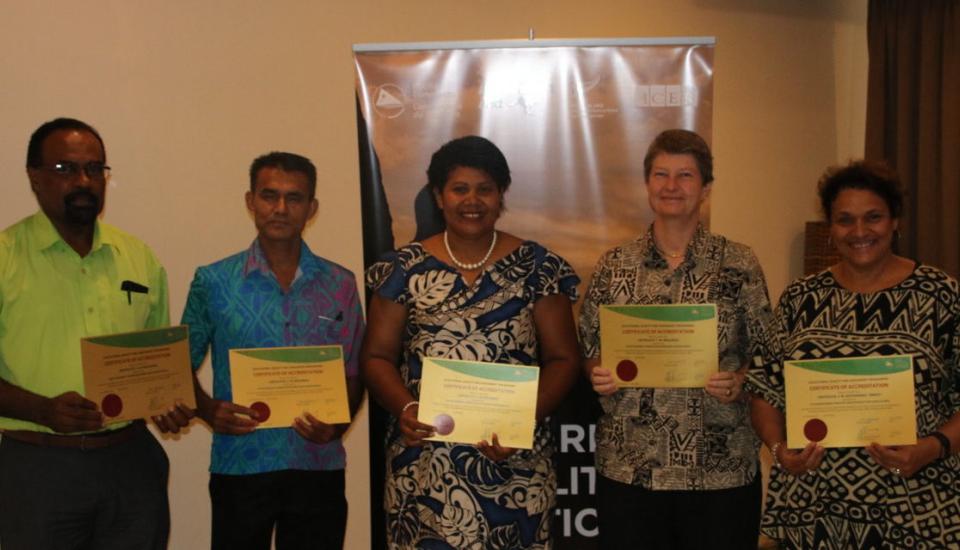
{"left": 229, "top": 345, "right": 350, "bottom": 429}
{"left": 418, "top": 357, "right": 539, "bottom": 449}
{"left": 81, "top": 326, "right": 196, "bottom": 424}
{"left": 600, "top": 304, "right": 718, "bottom": 388}
{"left": 784, "top": 355, "right": 917, "bottom": 448}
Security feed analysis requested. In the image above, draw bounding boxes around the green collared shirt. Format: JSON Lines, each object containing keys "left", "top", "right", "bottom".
{"left": 0, "top": 212, "right": 169, "bottom": 432}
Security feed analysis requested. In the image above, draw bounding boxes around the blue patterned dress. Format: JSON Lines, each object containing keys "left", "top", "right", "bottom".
{"left": 366, "top": 241, "right": 579, "bottom": 550}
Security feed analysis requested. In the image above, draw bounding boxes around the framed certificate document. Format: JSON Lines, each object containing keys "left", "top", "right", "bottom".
{"left": 600, "top": 304, "right": 718, "bottom": 388}
{"left": 784, "top": 355, "right": 917, "bottom": 448}
{"left": 81, "top": 325, "right": 196, "bottom": 423}
{"left": 419, "top": 357, "right": 539, "bottom": 449}
{"left": 229, "top": 346, "right": 350, "bottom": 429}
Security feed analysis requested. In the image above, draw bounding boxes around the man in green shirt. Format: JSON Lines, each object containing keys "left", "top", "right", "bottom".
{"left": 0, "top": 118, "right": 186, "bottom": 549}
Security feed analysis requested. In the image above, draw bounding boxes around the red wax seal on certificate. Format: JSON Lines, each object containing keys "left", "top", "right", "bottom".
{"left": 433, "top": 414, "right": 455, "bottom": 436}
{"left": 101, "top": 394, "right": 123, "bottom": 417}
{"left": 616, "top": 360, "right": 638, "bottom": 382}
{"left": 804, "top": 418, "right": 828, "bottom": 442}
{"left": 250, "top": 401, "right": 271, "bottom": 422}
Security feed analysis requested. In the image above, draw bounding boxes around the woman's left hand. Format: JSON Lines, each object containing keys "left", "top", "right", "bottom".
{"left": 866, "top": 437, "right": 940, "bottom": 479}
{"left": 477, "top": 433, "right": 517, "bottom": 462}
{"left": 705, "top": 371, "right": 744, "bottom": 404}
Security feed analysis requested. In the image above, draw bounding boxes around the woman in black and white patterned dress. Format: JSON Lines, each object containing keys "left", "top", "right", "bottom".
{"left": 748, "top": 160, "right": 960, "bottom": 549}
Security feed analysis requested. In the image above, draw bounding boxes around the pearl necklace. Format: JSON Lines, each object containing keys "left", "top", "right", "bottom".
{"left": 444, "top": 230, "right": 497, "bottom": 270}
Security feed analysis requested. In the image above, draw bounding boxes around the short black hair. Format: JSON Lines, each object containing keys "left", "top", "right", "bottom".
{"left": 643, "top": 129, "right": 714, "bottom": 185}
{"left": 426, "top": 136, "right": 511, "bottom": 195}
{"left": 818, "top": 160, "right": 903, "bottom": 221}
{"left": 26, "top": 118, "right": 105, "bottom": 169}
{"left": 249, "top": 152, "right": 317, "bottom": 198}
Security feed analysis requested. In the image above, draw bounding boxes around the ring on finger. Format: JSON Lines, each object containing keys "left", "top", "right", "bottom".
{"left": 892, "top": 467, "right": 902, "bottom": 476}
{"left": 725, "top": 388, "right": 733, "bottom": 397}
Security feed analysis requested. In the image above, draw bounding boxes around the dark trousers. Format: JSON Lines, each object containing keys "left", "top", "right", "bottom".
{"left": 596, "top": 473, "right": 761, "bottom": 550}
{"left": 210, "top": 469, "right": 347, "bottom": 550}
{"left": 0, "top": 426, "right": 170, "bottom": 550}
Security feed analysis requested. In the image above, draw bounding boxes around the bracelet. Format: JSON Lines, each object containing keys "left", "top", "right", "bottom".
{"left": 770, "top": 441, "right": 784, "bottom": 468}
{"left": 929, "top": 431, "right": 951, "bottom": 459}
{"left": 400, "top": 400, "right": 419, "bottom": 415}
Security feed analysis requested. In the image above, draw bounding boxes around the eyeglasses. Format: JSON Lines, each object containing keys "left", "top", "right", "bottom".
{"left": 41, "top": 161, "right": 111, "bottom": 180}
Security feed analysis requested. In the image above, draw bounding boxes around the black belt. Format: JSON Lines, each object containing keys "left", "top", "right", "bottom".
{"left": 2, "top": 420, "right": 145, "bottom": 450}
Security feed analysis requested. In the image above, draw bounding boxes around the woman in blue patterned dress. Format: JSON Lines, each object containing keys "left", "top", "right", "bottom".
{"left": 361, "top": 136, "right": 581, "bottom": 549}
{"left": 748, "top": 160, "right": 960, "bottom": 549}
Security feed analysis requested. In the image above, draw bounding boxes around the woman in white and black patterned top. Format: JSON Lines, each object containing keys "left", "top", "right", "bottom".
{"left": 579, "top": 129, "right": 781, "bottom": 549}
{"left": 748, "top": 160, "right": 960, "bottom": 549}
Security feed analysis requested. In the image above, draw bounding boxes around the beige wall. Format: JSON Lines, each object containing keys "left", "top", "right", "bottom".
{"left": 0, "top": 1, "right": 866, "bottom": 548}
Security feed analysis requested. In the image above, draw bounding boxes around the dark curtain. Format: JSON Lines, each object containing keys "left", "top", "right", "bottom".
{"left": 866, "top": 0, "right": 960, "bottom": 276}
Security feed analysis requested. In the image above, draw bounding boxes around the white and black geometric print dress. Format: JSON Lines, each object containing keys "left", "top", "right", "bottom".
{"left": 747, "top": 265, "right": 960, "bottom": 550}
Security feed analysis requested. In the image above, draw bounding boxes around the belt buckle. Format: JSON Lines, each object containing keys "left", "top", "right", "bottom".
{"left": 79, "top": 434, "right": 89, "bottom": 451}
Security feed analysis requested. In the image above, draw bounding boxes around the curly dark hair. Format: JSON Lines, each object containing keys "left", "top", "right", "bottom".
{"left": 817, "top": 160, "right": 903, "bottom": 221}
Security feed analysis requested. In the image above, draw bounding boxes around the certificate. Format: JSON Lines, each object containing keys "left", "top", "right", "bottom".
{"left": 784, "top": 355, "right": 917, "bottom": 449}
{"left": 229, "top": 346, "right": 350, "bottom": 429}
{"left": 419, "top": 357, "right": 539, "bottom": 449}
{"left": 81, "top": 325, "right": 196, "bottom": 424}
{"left": 600, "top": 304, "right": 718, "bottom": 388}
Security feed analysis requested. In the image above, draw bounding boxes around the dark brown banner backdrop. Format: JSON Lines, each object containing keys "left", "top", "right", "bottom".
{"left": 354, "top": 37, "right": 715, "bottom": 549}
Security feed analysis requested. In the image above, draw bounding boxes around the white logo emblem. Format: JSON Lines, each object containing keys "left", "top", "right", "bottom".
{"left": 373, "top": 84, "right": 406, "bottom": 118}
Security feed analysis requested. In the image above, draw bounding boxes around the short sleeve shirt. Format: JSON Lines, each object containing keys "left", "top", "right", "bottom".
{"left": 181, "top": 240, "right": 364, "bottom": 475}
{"left": 0, "top": 212, "right": 169, "bottom": 433}
{"left": 578, "top": 225, "right": 781, "bottom": 490}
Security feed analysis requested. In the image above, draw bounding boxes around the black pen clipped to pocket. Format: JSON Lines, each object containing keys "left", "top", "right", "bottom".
{"left": 121, "top": 280, "right": 149, "bottom": 305}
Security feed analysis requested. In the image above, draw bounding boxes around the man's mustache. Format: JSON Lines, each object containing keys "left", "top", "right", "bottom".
{"left": 64, "top": 190, "right": 99, "bottom": 209}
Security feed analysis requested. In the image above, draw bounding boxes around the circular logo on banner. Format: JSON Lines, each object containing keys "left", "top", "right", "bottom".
{"left": 250, "top": 401, "right": 271, "bottom": 423}
{"left": 616, "top": 360, "right": 638, "bottom": 382}
{"left": 804, "top": 418, "right": 828, "bottom": 442}
{"left": 373, "top": 84, "right": 406, "bottom": 118}
{"left": 433, "top": 414, "right": 455, "bottom": 436}
{"left": 101, "top": 394, "right": 123, "bottom": 417}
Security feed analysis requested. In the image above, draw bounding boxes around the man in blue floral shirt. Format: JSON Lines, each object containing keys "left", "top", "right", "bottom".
{"left": 177, "top": 152, "right": 364, "bottom": 549}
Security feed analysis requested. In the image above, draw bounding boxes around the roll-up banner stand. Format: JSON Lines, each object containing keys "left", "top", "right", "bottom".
{"left": 355, "top": 37, "right": 715, "bottom": 549}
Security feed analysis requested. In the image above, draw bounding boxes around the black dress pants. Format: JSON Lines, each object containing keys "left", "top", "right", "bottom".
{"left": 0, "top": 425, "right": 170, "bottom": 550}
{"left": 596, "top": 473, "right": 761, "bottom": 550}
{"left": 209, "top": 469, "right": 347, "bottom": 550}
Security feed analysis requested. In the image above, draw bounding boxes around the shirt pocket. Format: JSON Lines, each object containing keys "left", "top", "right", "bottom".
{"left": 108, "top": 279, "right": 153, "bottom": 331}
{"left": 301, "top": 311, "right": 345, "bottom": 346}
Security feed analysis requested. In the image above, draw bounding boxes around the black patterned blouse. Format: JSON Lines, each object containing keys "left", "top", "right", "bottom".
{"left": 747, "top": 265, "right": 960, "bottom": 550}
{"left": 579, "top": 225, "right": 780, "bottom": 490}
